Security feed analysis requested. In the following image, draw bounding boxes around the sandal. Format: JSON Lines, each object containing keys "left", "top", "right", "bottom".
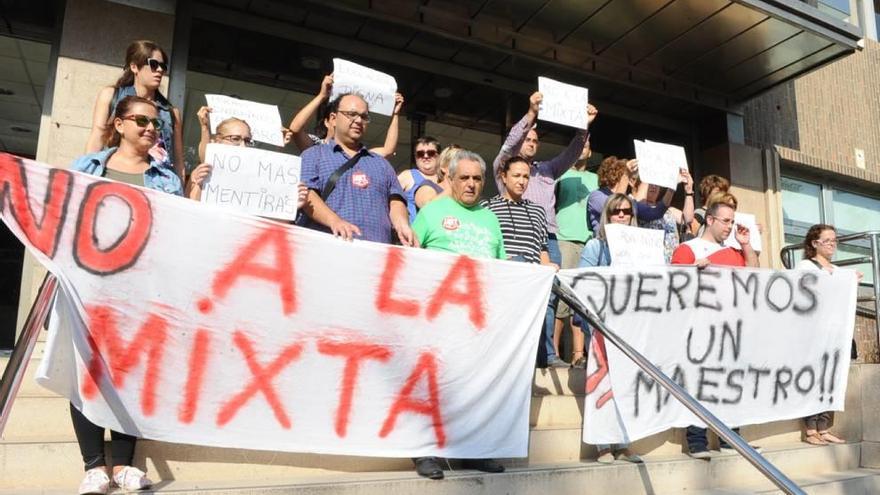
{"left": 804, "top": 432, "right": 828, "bottom": 446}
{"left": 819, "top": 432, "right": 845, "bottom": 444}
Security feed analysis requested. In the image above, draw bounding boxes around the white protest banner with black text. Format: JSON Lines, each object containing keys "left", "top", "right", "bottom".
{"left": 331, "top": 59, "right": 397, "bottom": 116}
{"left": 603, "top": 224, "right": 665, "bottom": 266}
{"left": 205, "top": 95, "right": 284, "bottom": 147}
{"left": 537, "top": 77, "right": 590, "bottom": 130}
{"left": 201, "top": 144, "right": 301, "bottom": 221}
{"left": 0, "top": 153, "right": 554, "bottom": 458}
{"left": 557, "top": 266, "right": 856, "bottom": 445}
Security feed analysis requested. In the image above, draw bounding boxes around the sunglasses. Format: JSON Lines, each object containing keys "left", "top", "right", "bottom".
{"left": 146, "top": 58, "right": 167, "bottom": 73}
{"left": 611, "top": 207, "right": 633, "bottom": 216}
{"left": 416, "top": 149, "right": 438, "bottom": 159}
{"left": 121, "top": 114, "right": 163, "bottom": 130}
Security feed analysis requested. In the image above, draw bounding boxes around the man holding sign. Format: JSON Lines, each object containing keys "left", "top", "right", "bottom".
{"left": 493, "top": 91, "right": 595, "bottom": 367}
{"left": 300, "top": 93, "right": 415, "bottom": 246}
{"left": 671, "top": 192, "right": 760, "bottom": 458}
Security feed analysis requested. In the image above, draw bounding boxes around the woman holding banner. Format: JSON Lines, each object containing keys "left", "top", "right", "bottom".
{"left": 574, "top": 194, "right": 644, "bottom": 463}
{"left": 85, "top": 40, "right": 185, "bottom": 182}
{"left": 68, "top": 95, "right": 181, "bottom": 494}
{"left": 187, "top": 117, "right": 308, "bottom": 208}
{"left": 797, "top": 224, "right": 859, "bottom": 446}
{"left": 287, "top": 74, "right": 403, "bottom": 157}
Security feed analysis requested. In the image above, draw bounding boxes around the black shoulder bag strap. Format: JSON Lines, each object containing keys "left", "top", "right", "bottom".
{"left": 321, "top": 149, "right": 367, "bottom": 201}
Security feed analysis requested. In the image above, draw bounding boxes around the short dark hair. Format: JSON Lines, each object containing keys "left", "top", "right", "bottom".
{"left": 415, "top": 136, "right": 440, "bottom": 151}
{"left": 498, "top": 156, "right": 528, "bottom": 177}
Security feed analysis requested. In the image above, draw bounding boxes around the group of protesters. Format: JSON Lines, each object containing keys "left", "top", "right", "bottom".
{"left": 63, "top": 39, "right": 854, "bottom": 494}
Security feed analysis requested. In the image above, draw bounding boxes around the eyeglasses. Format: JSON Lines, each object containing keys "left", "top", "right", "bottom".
{"left": 816, "top": 239, "right": 838, "bottom": 246}
{"left": 336, "top": 110, "right": 371, "bottom": 123}
{"left": 416, "top": 149, "right": 438, "bottom": 159}
{"left": 709, "top": 215, "right": 734, "bottom": 225}
{"left": 218, "top": 134, "right": 255, "bottom": 147}
{"left": 611, "top": 207, "right": 633, "bottom": 216}
{"left": 121, "top": 114, "right": 163, "bottom": 130}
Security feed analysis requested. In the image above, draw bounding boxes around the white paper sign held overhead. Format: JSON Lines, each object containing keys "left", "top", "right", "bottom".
{"left": 205, "top": 95, "right": 284, "bottom": 147}
{"left": 634, "top": 139, "right": 688, "bottom": 190}
{"left": 537, "top": 77, "right": 589, "bottom": 130}
{"left": 331, "top": 58, "right": 397, "bottom": 116}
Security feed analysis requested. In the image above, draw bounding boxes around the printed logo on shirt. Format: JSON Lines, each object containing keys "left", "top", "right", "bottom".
{"left": 442, "top": 216, "right": 460, "bottom": 231}
{"left": 351, "top": 171, "right": 370, "bottom": 189}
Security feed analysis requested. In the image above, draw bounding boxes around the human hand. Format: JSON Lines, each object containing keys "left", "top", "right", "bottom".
{"left": 394, "top": 221, "right": 419, "bottom": 247}
{"left": 392, "top": 93, "right": 404, "bottom": 115}
{"left": 626, "top": 159, "right": 639, "bottom": 175}
{"left": 529, "top": 91, "right": 543, "bottom": 115}
{"left": 587, "top": 104, "right": 598, "bottom": 125}
{"left": 296, "top": 183, "right": 308, "bottom": 209}
{"left": 197, "top": 106, "right": 212, "bottom": 129}
{"left": 695, "top": 258, "right": 711, "bottom": 269}
{"left": 319, "top": 74, "right": 334, "bottom": 99}
{"left": 281, "top": 127, "right": 293, "bottom": 146}
{"left": 329, "top": 216, "right": 361, "bottom": 241}
{"left": 190, "top": 163, "right": 212, "bottom": 187}
{"left": 680, "top": 169, "right": 694, "bottom": 193}
{"left": 734, "top": 223, "right": 751, "bottom": 247}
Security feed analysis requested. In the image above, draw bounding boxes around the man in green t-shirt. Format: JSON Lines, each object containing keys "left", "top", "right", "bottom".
{"left": 554, "top": 137, "right": 598, "bottom": 368}
{"left": 409, "top": 149, "right": 506, "bottom": 480}
{"left": 413, "top": 150, "right": 506, "bottom": 260}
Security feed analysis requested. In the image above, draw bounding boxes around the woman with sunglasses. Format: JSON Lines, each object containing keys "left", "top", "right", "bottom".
{"left": 85, "top": 40, "right": 184, "bottom": 182}
{"left": 574, "top": 193, "right": 644, "bottom": 464}
{"left": 186, "top": 117, "right": 308, "bottom": 208}
{"left": 412, "top": 144, "right": 461, "bottom": 212}
{"left": 796, "top": 224, "right": 860, "bottom": 446}
{"left": 68, "top": 95, "right": 181, "bottom": 495}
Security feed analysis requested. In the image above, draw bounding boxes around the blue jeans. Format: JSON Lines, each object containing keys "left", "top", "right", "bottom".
{"left": 543, "top": 236, "right": 562, "bottom": 362}
{"left": 687, "top": 426, "right": 741, "bottom": 452}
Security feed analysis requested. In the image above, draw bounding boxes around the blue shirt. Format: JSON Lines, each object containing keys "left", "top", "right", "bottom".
{"left": 70, "top": 147, "right": 183, "bottom": 196}
{"left": 301, "top": 139, "right": 404, "bottom": 244}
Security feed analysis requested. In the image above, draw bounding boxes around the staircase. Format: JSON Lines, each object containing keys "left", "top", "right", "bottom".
{"left": 2, "top": 346, "right": 880, "bottom": 494}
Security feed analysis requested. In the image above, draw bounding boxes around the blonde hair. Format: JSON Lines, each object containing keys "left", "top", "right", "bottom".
{"left": 213, "top": 117, "right": 251, "bottom": 139}
{"left": 596, "top": 193, "right": 638, "bottom": 240}
{"left": 437, "top": 144, "right": 462, "bottom": 183}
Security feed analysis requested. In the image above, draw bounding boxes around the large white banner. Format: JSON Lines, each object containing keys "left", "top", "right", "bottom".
{"left": 0, "top": 153, "right": 554, "bottom": 458}
{"left": 537, "top": 77, "right": 589, "bottom": 130}
{"left": 557, "top": 265, "right": 856, "bottom": 445}
{"left": 331, "top": 58, "right": 397, "bottom": 116}
{"left": 201, "top": 144, "right": 301, "bottom": 220}
{"left": 205, "top": 95, "right": 284, "bottom": 147}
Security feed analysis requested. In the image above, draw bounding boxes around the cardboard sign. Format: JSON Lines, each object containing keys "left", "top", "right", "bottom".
{"left": 331, "top": 58, "right": 397, "bottom": 116}
{"left": 0, "top": 152, "right": 553, "bottom": 458}
{"left": 537, "top": 77, "right": 590, "bottom": 130}
{"left": 201, "top": 144, "right": 301, "bottom": 221}
{"left": 557, "top": 266, "right": 856, "bottom": 445}
{"left": 604, "top": 224, "right": 666, "bottom": 266}
{"left": 725, "top": 212, "right": 763, "bottom": 253}
{"left": 205, "top": 95, "right": 284, "bottom": 147}
{"left": 634, "top": 140, "right": 688, "bottom": 190}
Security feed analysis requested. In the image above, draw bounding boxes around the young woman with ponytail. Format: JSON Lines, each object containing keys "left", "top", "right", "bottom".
{"left": 85, "top": 40, "right": 185, "bottom": 181}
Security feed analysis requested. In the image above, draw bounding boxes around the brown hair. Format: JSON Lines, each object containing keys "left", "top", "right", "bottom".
{"left": 114, "top": 40, "right": 168, "bottom": 88}
{"left": 215, "top": 117, "right": 251, "bottom": 138}
{"left": 699, "top": 174, "right": 730, "bottom": 205}
{"left": 597, "top": 193, "right": 638, "bottom": 241}
{"left": 597, "top": 156, "right": 628, "bottom": 189}
{"left": 803, "top": 224, "right": 836, "bottom": 259}
{"left": 104, "top": 95, "right": 157, "bottom": 147}
{"left": 705, "top": 192, "right": 738, "bottom": 217}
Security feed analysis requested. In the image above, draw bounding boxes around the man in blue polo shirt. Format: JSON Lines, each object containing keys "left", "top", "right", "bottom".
{"left": 300, "top": 93, "right": 415, "bottom": 246}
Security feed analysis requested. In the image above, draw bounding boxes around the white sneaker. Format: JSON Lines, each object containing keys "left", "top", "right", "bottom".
{"left": 78, "top": 468, "right": 110, "bottom": 495}
{"left": 112, "top": 466, "right": 152, "bottom": 491}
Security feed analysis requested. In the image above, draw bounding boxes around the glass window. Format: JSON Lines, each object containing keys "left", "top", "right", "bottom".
{"left": 781, "top": 176, "right": 823, "bottom": 249}
{"left": 817, "top": 0, "right": 852, "bottom": 20}
{"left": 831, "top": 188, "right": 880, "bottom": 283}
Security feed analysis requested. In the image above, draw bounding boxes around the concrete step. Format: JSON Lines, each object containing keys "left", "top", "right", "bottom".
{"left": 0, "top": 444, "right": 867, "bottom": 494}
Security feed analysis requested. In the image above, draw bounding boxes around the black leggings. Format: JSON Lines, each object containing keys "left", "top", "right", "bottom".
{"left": 69, "top": 403, "right": 137, "bottom": 471}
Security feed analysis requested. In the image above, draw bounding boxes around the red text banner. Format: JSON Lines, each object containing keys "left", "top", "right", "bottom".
{"left": 0, "top": 154, "right": 554, "bottom": 458}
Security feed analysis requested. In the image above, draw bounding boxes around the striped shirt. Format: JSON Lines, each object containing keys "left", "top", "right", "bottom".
{"left": 481, "top": 195, "right": 549, "bottom": 264}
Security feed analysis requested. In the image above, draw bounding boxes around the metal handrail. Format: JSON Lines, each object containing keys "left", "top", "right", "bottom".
{"left": 0, "top": 274, "right": 57, "bottom": 437}
{"left": 779, "top": 230, "right": 880, "bottom": 351}
{"left": 553, "top": 279, "right": 806, "bottom": 495}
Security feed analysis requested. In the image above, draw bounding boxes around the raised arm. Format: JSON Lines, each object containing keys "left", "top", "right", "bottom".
{"left": 196, "top": 106, "right": 212, "bottom": 163}
{"left": 171, "top": 107, "right": 185, "bottom": 181}
{"left": 370, "top": 93, "right": 403, "bottom": 158}
{"left": 587, "top": 190, "right": 606, "bottom": 232}
{"left": 635, "top": 200, "right": 668, "bottom": 222}
{"left": 289, "top": 74, "right": 333, "bottom": 152}
{"left": 680, "top": 169, "right": 695, "bottom": 225}
{"left": 538, "top": 104, "right": 597, "bottom": 180}
{"left": 493, "top": 92, "right": 542, "bottom": 185}
{"left": 85, "top": 87, "right": 115, "bottom": 153}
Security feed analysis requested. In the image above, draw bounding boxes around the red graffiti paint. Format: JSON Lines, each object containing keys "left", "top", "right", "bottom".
{"left": 585, "top": 332, "right": 613, "bottom": 409}
{"left": 0, "top": 154, "right": 72, "bottom": 258}
{"left": 379, "top": 351, "right": 446, "bottom": 448}
{"left": 211, "top": 226, "right": 297, "bottom": 315}
{"left": 178, "top": 329, "right": 211, "bottom": 424}
{"left": 425, "top": 256, "right": 486, "bottom": 329}
{"left": 81, "top": 305, "right": 168, "bottom": 416}
{"left": 317, "top": 339, "right": 393, "bottom": 437}
{"left": 375, "top": 248, "right": 420, "bottom": 317}
{"left": 73, "top": 181, "right": 153, "bottom": 275}
{"left": 216, "top": 331, "right": 303, "bottom": 429}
